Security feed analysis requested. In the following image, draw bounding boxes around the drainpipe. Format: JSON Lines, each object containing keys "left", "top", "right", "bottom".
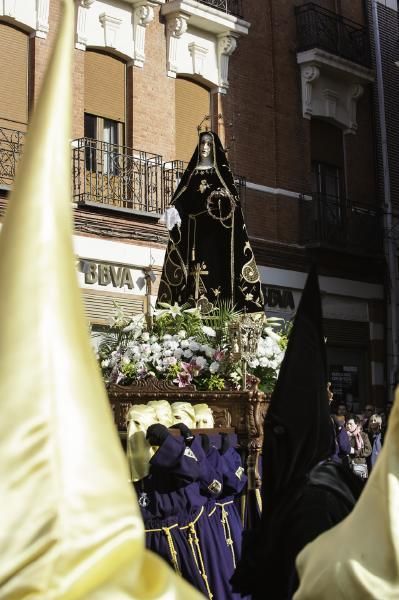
{"left": 371, "top": 0, "right": 398, "bottom": 398}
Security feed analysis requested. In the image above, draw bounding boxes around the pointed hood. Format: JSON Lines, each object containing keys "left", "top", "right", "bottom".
{"left": 0, "top": 1, "right": 202, "bottom": 598}
{"left": 261, "top": 265, "right": 333, "bottom": 514}
{"left": 295, "top": 388, "right": 399, "bottom": 599}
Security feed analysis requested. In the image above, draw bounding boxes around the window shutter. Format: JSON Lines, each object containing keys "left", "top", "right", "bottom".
{"left": 324, "top": 319, "right": 369, "bottom": 346}
{"left": 0, "top": 24, "right": 28, "bottom": 130}
{"left": 82, "top": 290, "right": 144, "bottom": 325}
{"left": 175, "top": 78, "right": 210, "bottom": 162}
{"left": 85, "top": 51, "right": 125, "bottom": 122}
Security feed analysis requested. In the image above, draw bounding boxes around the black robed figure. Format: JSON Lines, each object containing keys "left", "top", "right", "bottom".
{"left": 232, "top": 266, "right": 364, "bottom": 599}
{"left": 157, "top": 131, "right": 264, "bottom": 312}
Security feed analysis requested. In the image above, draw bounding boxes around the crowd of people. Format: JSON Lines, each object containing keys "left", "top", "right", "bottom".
{"left": 329, "top": 392, "right": 391, "bottom": 479}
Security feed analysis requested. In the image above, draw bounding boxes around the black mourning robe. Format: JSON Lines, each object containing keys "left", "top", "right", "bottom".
{"left": 157, "top": 131, "right": 264, "bottom": 312}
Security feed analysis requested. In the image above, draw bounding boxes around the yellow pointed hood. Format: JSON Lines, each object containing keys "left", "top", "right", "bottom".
{"left": 0, "top": 1, "right": 202, "bottom": 598}
{"left": 294, "top": 389, "right": 399, "bottom": 599}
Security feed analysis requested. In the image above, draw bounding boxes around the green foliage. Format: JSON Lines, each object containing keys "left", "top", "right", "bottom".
{"left": 201, "top": 299, "right": 242, "bottom": 346}
{"left": 152, "top": 302, "right": 203, "bottom": 338}
{"left": 204, "top": 374, "right": 226, "bottom": 391}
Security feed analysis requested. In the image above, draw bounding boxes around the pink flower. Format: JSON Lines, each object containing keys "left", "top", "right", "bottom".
{"left": 213, "top": 349, "right": 225, "bottom": 361}
{"left": 173, "top": 362, "right": 193, "bottom": 387}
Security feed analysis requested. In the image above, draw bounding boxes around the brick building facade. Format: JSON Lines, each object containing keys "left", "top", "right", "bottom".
{"left": 0, "top": 0, "right": 395, "bottom": 407}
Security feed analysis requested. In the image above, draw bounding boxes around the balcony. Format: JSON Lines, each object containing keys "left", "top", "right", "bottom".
{"left": 72, "top": 138, "right": 164, "bottom": 215}
{"left": 183, "top": 0, "right": 242, "bottom": 18}
{"left": 1, "top": 129, "right": 246, "bottom": 216}
{"left": 302, "top": 194, "right": 382, "bottom": 255}
{"left": 0, "top": 127, "right": 25, "bottom": 188}
{"left": 161, "top": 1, "right": 249, "bottom": 90}
{"left": 295, "top": 3, "right": 374, "bottom": 132}
{"left": 296, "top": 3, "right": 371, "bottom": 68}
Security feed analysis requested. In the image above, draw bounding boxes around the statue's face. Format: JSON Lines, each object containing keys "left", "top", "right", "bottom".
{"left": 199, "top": 133, "right": 213, "bottom": 161}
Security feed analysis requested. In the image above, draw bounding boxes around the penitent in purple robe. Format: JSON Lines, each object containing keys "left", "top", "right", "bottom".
{"left": 218, "top": 446, "right": 247, "bottom": 566}
{"left": 192, "top": 436, "right": 246, "bottom": 600}
{"left": 134, "top": 434, "right": 209, "bottom": 596}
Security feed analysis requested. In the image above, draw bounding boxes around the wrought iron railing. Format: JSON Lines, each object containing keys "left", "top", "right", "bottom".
{"left": 1, "top": 129, "right": 247, "bottom": 215}
{"left": 303, "top": 194, "right": 381, "bottom": 253}
{"left": 166, "top": 0, "right": 243, "bottom": 18}
{"left": 162, "top": 159, "right": 246, "bottom": 207}
{"left": 162, "top": 160, "right": 187, "bottom": 207}
{"left": 0, "top": 126, "right": 26, "bottom": 186}
{"left": 295, "top": 3, "right": 371, "bottom": 67}
{"left": 72, "top": 138, "right": 164, "bottom": 214}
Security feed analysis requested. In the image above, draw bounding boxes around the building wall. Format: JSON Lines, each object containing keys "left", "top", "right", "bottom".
{"left": 0, "top": 0, "right": 389, "bottom": 405}
{"left": 367, "top": 0, "right": 399, "bottom": 396}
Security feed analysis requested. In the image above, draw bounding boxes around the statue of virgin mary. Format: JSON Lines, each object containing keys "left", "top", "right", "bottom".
{"left": 158, "top": 131, "right": 264, "bottom": 313}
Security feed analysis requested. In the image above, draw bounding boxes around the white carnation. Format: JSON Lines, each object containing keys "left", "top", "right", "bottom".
{"left": 202, "top": 325, "right": 216, "bottom": 337}
{"left": 209, "top": 361, "right": 220, "bottom": 373}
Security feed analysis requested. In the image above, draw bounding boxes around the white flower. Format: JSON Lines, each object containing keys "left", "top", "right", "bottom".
{"left": 174, "top": 348, "right": 183, "bottom": 359}
{"left": 183, "top": 349, "right": 193, "bottom": 359}
{"left": 259, "top": 356, "right": 271, "bottom": 368}
{"left": 209, "top": 361, "right": 220, "bottom": 373}
{"left": 141, "top": 331, "right": 150, "bottom": 342}
{"left": 194, "top": 356, "right": 208, "bottom": 369}
{"left": 163, "top": 356, "right": 177, "bottom": 367}
{"left": 101, "top": 359, "right": 110, "bottom": 368}
{"left": 203, "top": 345, "right": 215, "bottom": 358}
{"left": 265, "top": 326, "right": 281, "bottom": 343}
{"left": 202, "top": 325, "right": 216, "bottom": 337}
{"left": 248, "top": 357, "right": 259, "bottom": 369}
{"left": 178, "top": 330, "right": 187, "bottom": 339}
{"left": 155, "top": 302, "right": 183, "bottom": 318}
{"left": 188, "top": 340, "right": 200, "bottom": 352}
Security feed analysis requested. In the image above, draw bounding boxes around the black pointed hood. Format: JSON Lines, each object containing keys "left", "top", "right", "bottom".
{"left": 261, "top": 265, "right": 333, "bottom": 514}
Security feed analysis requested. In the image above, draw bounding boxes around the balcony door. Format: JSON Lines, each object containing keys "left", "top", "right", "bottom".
{"left": 83, "top": 51, "right": 126, "bottom": 206}
{"left": 312, "top": 161, "right": 345, "bottom": 237}
{"left": 311, "top": 120, "right": 346, "bottom": 244}
{"left": 84, "top": 113, "right": 123, "bottom": 176}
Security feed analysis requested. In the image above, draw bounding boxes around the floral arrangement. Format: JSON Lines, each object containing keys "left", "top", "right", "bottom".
{"left": 96, "top": 302, "right": 289, "bottom": 392}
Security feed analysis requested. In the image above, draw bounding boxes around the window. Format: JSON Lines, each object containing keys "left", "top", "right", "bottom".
{"left": 310, "top": 120, "right": 346, "bottom": 242}
{"left": 0, "top": 23, "right": 29, "bottom": 131}
{"left": 84, "top": 51, "right": 126, "bottom": 175}
{"left": 312, "top": 161, "right": 343, "bottom": 225}
{"left": 175, "top": 78, "right": 210, "bottom": 162}
{"left": 84, "top": 114, "right": 123, "bottom": 175}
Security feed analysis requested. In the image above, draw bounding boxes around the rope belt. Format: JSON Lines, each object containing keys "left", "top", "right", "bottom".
{"left": 145, "top": 522, "right": 181, "bottom": 574}
{"left": 255, "top": 488, "right": 263, "bottom": 513}
{"left": 216, "top": 500, "right": 236, "bottom": 568}
{"left": 180, "top": 506, "right": 213, "bottom": 600}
